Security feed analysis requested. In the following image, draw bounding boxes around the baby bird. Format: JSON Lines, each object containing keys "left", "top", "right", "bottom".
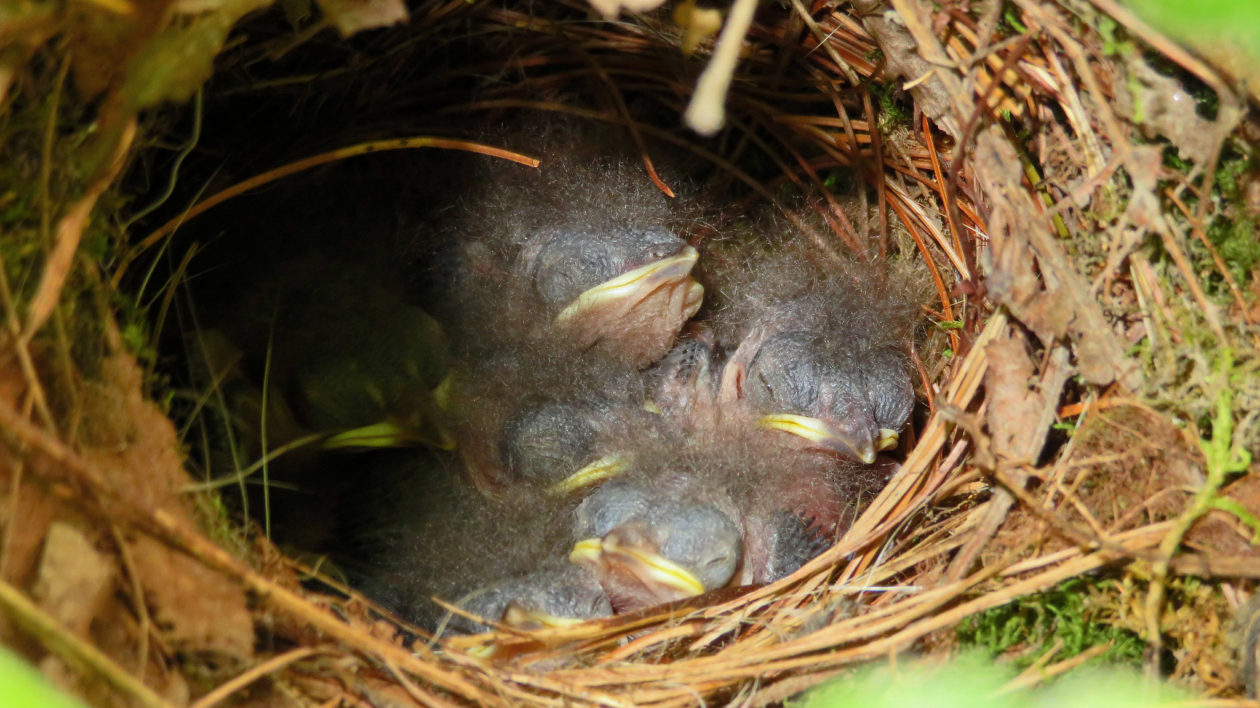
{"left": 449, "top": 335, "right": 666, "bottom": 499}
{"left": 181, "top": 158, "right": 459, "bottom": 455}
{"left": 285, "top": 294, "right": 454, "bottom": 451}
{"left": 455, "top": 562, "right": 612, "bottom": 634}
{"left": 567, "top": 432, "right": 883, "bottom": 612}
{"left": 709, "top": 237, "right": 928, "bottom": 463}
{"left": 332, "top": 449, "right": 579, "bottom": 631}
{"left": 645, "top": 329, "right": 723, "bottom": 433}
{"left": 436, "top": 122, "right": 703, "bottom": 368}
{"left": 570, "top": 477, "right": 742, "bottom": 612}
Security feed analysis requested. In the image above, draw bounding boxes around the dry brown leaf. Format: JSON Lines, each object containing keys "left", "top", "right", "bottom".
{"left": 32, "top": 523, "right": 114, "bottom": 638}
{"left": 984, "top": 332, "right": 1042, "bottom": 461}
{"left": 1115, "top": 59, "right": 1221, "bottom": 167}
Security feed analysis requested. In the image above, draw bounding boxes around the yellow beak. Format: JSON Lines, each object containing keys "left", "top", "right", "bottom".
{"left": 548, "top": 453, "right": 628, "bottom": 496}
{"left": 569, "top": 538, "right": 604, "bottom": 565}
{"left": 601, "top": 535, "right": 706, "bottom": 597}
{"left": 758, "top": 413, "right": 876, "bottom": 464}
{"left": 554, "top": 247, "right": 700, "bottom": 324}
{"left": 501, "top": 603, "right": 587, "bottom": 630}
{"left": 322, "top": 419, "right": 457, "bottom": 451}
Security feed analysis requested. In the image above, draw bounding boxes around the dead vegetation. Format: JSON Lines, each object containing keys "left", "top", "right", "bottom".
{"left": 1, "top": 0, "right": 1259, "bottom": 705}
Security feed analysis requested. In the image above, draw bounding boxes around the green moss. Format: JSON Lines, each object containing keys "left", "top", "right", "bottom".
{"left": 870, "top": 82, "right": 913, "bottom": 132}
{"left": 1154, "top": 141, "right": 1260, "bottom": 304}
{"left": 956, "top": 578, "right": 1145, "bottom": 669}
{"left": 999, "top": 3, "right": 1027, "bottom": 35}
{"left": 1209, "top": 217, "right": 1260, "bottom": 284}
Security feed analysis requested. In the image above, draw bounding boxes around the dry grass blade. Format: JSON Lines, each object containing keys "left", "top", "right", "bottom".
{"left": 190, "top": 646, "right": 324, "bottom": 708}
{"left": 26, "top": 121, "right": 136, "bottom": 340}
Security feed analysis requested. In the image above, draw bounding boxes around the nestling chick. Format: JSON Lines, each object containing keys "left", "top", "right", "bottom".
{"left": 332, "top": 449, "right": 577, "bottom": 631}
{"left": 570, "top": 477, "right": 742, "bottom": 612}
{"left": 287, "top": 296, "right": 454, "bottom": 450}
{"left": 646, "top": 328, "right": 723, "bottom": 432}
{"left": 183, "top": 161, "right": 457, "bottom": 454}
{"left": 455, "top": 562, "right": 612, "bottom": 634}
{"left": 449, "top": 337, "right": 666, "bottom": 498}
{"left": 710, "top": 236, "right": 928, "bottom": 463}
{"left": 437, "top": 122, "right": 703, "bottom": 368}
{"left": 567, "top": 431, "right": 887, "bottom": 612}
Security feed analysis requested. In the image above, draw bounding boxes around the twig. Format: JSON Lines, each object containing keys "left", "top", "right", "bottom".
{"left": 1144, "top": 351, "right": 1249, "bottom": 677}
{"left": 191, "top": 647, "right": 323, "bottom": 708}
{"left": 107, "top": 524, "right": 153, "bottom": 682}
{"left": 0, "top": 249, "right": 58, "bottom": 434}
{"left": 0, "top": 396, "right": 492, "bottom": 700}
{"left": 996, "top": 641, "right": 1111, "bottom": 694}
{"left": 1165, "top": 188, "right": 1254, "bottom": 327}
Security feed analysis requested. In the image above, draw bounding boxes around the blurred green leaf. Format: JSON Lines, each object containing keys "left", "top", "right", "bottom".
{"left": 0, "top": 646, "right": 88, "bottom": 708}
{"left": 793, "top": 653, "right": 1190, "bottom": 708}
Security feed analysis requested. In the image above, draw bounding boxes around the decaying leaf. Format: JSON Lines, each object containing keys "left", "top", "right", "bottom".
{"left": 122, "top": 0, "right": 271, "bottom": 110}
{"left": 127, "top": 536, "right": 254, "bottom": 660}
{"left": 32, "top": 523, "right": 114, "bottom": 638}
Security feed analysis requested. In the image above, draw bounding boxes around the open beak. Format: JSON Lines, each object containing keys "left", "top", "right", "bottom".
{"left": 877, "top": 427, "right": 899, "bottom": 452}
{"left": 758, "top": 413, "right": 877, "bottom": 464}
{"left": 555, "top": 247, "right": 701, "bottom": 324}
{"left": 549, "top": 453, "right": 628, "bottom": 496}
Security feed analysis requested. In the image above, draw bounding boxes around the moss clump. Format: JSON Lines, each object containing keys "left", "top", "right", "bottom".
{"left": 956, "top": 578, "right": 1145, "bottom": 669}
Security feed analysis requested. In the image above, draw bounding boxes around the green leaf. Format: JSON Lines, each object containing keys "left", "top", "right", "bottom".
{"left": 0, "top": 645, "right": 88, "bottom": 708}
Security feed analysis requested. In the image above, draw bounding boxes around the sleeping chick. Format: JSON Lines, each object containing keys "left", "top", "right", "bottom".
{"left": 567, "top": 432, "right": 887, "bottom": 612}
{"left": 436, "top": 122, "right": 704, "bottom": 368}
{"left": 645, "top": 329, "right": 723, "bottom": 433}
{"left": 332, "top": 449, "right": 578, "bottom": 631}
{"left": 449, "top": 337, "right": 667, "bottom": 499}
{"left": 709, "top": 236, "right": 929, "bottom": 463}
{"left": 570, "top": 477, "right": 743, "bottom": 612}
{"left": 454, "top": 562, "right": 612, "bottom": 634}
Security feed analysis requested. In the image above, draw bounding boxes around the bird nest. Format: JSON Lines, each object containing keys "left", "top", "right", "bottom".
{"left": 2, "top": 0, "right": 1259, "bottom": 705}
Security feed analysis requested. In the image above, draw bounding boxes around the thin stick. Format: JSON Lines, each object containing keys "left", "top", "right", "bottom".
{"left": 190, "top": 647, "right": 322, "bottom": 708}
